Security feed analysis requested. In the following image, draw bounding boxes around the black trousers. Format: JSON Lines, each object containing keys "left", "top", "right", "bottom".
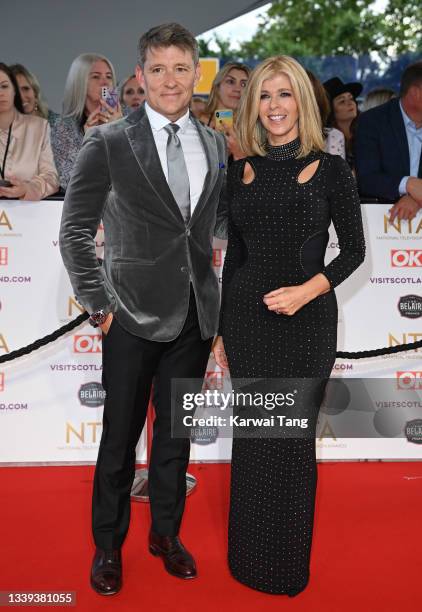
{"left": 92, "top": 290, "right": 212, "bottom": 550}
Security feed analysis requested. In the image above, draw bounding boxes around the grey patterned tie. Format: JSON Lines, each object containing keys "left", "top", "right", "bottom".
{"left": 164, "top": 123, "right": 191, "bottom": 223}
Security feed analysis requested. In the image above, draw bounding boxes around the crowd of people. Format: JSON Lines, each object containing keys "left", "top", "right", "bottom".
{"left": 1, "top": 52, "right": 421, "bottom": 213}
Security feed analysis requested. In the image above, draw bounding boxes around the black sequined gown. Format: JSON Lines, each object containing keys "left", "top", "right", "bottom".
{"left": 219, "top": 139, "right": 365, "bottom": 595}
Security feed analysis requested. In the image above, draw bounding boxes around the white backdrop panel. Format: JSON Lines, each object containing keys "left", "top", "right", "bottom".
{"left": 0, "top": 201, "right": 421, "bottom": 463}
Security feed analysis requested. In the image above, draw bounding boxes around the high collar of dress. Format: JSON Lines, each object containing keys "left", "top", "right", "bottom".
{"left": 265, "top": 137, "right": 301, "bottom": 160}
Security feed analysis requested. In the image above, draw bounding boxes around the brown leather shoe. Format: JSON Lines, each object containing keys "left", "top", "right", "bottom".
{"left": 90, "top": 548, "right": 122, "bottom": 595}
{"left": 149, "top": 532, "right": 197, "bottom": 579}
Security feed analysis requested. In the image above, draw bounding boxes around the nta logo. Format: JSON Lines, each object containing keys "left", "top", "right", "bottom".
{"left": 389, "top": 333, "right": 422, "bottom": 350}
{"left": 0, "top": 334, "right": 9, "bottom": 354}
{"left": 384, "top": 215, "right": 422, "bottom": 235}
{"left": 0, "top": 211, "right": 12, "bottom": 231}
{"left": 68, "top": 296, "right": 85, "bottom": 317}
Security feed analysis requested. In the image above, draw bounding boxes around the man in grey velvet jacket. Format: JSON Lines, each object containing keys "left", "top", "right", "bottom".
{"left": 59, "top": 23, "right": 227, "bottom": 596}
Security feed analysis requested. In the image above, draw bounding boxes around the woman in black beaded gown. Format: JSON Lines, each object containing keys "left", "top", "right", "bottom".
{"left": 213, "top": 56, "right": 365, "bottom": 596}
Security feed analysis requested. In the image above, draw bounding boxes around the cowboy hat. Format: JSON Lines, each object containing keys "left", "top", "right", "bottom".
{"left": 323, "top": 77, "right": 363, "bottom": 101}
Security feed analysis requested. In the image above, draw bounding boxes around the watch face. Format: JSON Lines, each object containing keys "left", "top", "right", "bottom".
{"left": 91, "top": 310, "right": 108, "bottom": 325}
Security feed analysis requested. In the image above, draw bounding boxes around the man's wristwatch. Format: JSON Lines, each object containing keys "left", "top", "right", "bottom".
{"left": 89, "top": 309, "right": 110, "bottom": 328}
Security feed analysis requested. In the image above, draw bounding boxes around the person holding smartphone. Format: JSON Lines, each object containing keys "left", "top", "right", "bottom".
{"left": 50, "top": 53, "right": 122, "bottom": 190}
{"left": 199, "top": 62, "right": 250, "bottom": 162}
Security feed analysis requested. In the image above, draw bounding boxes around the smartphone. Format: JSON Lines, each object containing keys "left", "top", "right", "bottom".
{"left": 101, "top": 86, "right": 119, "bottom": 109}
{"left": 0, "top": 179, "right": 12, "bottom": 187}
{"left": 214, "top": 109, "right": 233, "bottom": 132}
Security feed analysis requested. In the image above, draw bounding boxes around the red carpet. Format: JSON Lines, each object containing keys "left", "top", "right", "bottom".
{"left": 0, "top": 462, "right": 421, "bottom": 611}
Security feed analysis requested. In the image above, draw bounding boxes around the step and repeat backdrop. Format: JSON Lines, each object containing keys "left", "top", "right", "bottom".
{"left": 0, "top": 200, "right": 421, "bottom": 464}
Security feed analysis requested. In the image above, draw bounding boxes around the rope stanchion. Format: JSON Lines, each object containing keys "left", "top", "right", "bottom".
{"left": 0, "top": 312, "right": 89, "bottom": 364}
{"left": 0, "top": 313, "right": 420, "bottom": 363}
{"left": 336, "top": 339, "right": 422, "bottom": 359}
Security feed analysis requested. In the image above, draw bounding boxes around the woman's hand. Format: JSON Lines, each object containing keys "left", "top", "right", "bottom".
{"left": 264, "top": 274, "right": 331, "bottom": 316}
{"left": 84, "top": 102, "right": 123, "bottom": 133}
{"left": 0, "top": 176, "right": 28, "bottom": 199}
{"left": 97, "top": 100, "right": 123, "bottom": 125}
{"left": 83, "top": 106, "right": 103, "bottom": 132}
{"left": 212, "top": 336, "right": 229, "bottom": 369}
{"left": 263, "top": 286, "right": 309, "bottom": 316}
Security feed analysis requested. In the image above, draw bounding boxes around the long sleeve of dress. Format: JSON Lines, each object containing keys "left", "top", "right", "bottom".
{"left": 322, "top": 155, "right": 366, "bottom": 289}
{"left": 218, "top": 214, "right": 247, "bottom": 336}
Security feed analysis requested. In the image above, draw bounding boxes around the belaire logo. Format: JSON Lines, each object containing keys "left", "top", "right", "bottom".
{"left": 73, "top": 334, "right": 102, "bottom": 353}
{"left": 398, "top": 295, "right": 422, "bottom": 319}
{"left": 391, "top": 250, "right": 422, "bottom": 267}
{"left": 0, "top": 372, "right": 4, "bottom": 392}
{"left": 0, "top": 247, "right": 8, "bottom": 265}
{"left": 78, "top": 382, "right": 106, "bottom": 407}
{"left": 203, "top": 370, "right": 224, "bottom": 390}
{"left": 404, "top": 419, "right": 422, "bottom": 444}
{"left": 191, "top": 426, "right": 218, "bottom": 445}
{"left": 396, "top": 371, "right": 422, "bottom": 390}
{"left": 213, "top": 249, "right": 222, "bottom": 267}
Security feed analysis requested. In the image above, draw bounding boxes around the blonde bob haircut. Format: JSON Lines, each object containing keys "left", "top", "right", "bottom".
{"left": 236, "top": 56, "right": 325, "bottom": 158}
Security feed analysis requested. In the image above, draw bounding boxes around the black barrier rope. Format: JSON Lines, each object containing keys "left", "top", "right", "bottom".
{"left": 337, "top": 341, "right": 422, "bottom": 359}
{"left": 0, "top": 312, "right": 89, "bottom": 364}
{"left": 0, "top": 313, "right": 421, "bottom": 364}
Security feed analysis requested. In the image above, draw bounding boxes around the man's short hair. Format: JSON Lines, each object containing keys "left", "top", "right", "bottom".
{"left": 137, "top": 23, "right": 199, "bottom": 68}
{"left": 400, "top": 60, "right": 422, "bottom": 97}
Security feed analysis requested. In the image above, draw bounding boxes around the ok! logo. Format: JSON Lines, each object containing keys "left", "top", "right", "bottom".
{"left": 73, "top": 334, "right": 102, "bottom": 353}
{"left": 396, "top": 371, "right": 422, "bottom": 390}
{"left": 391, "top": 250, "right": 422, "bottom": 267}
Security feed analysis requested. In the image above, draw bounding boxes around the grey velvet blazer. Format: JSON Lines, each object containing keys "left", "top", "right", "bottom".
{"left": 59, "top": 105, "right": 228, "bottom": 341}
